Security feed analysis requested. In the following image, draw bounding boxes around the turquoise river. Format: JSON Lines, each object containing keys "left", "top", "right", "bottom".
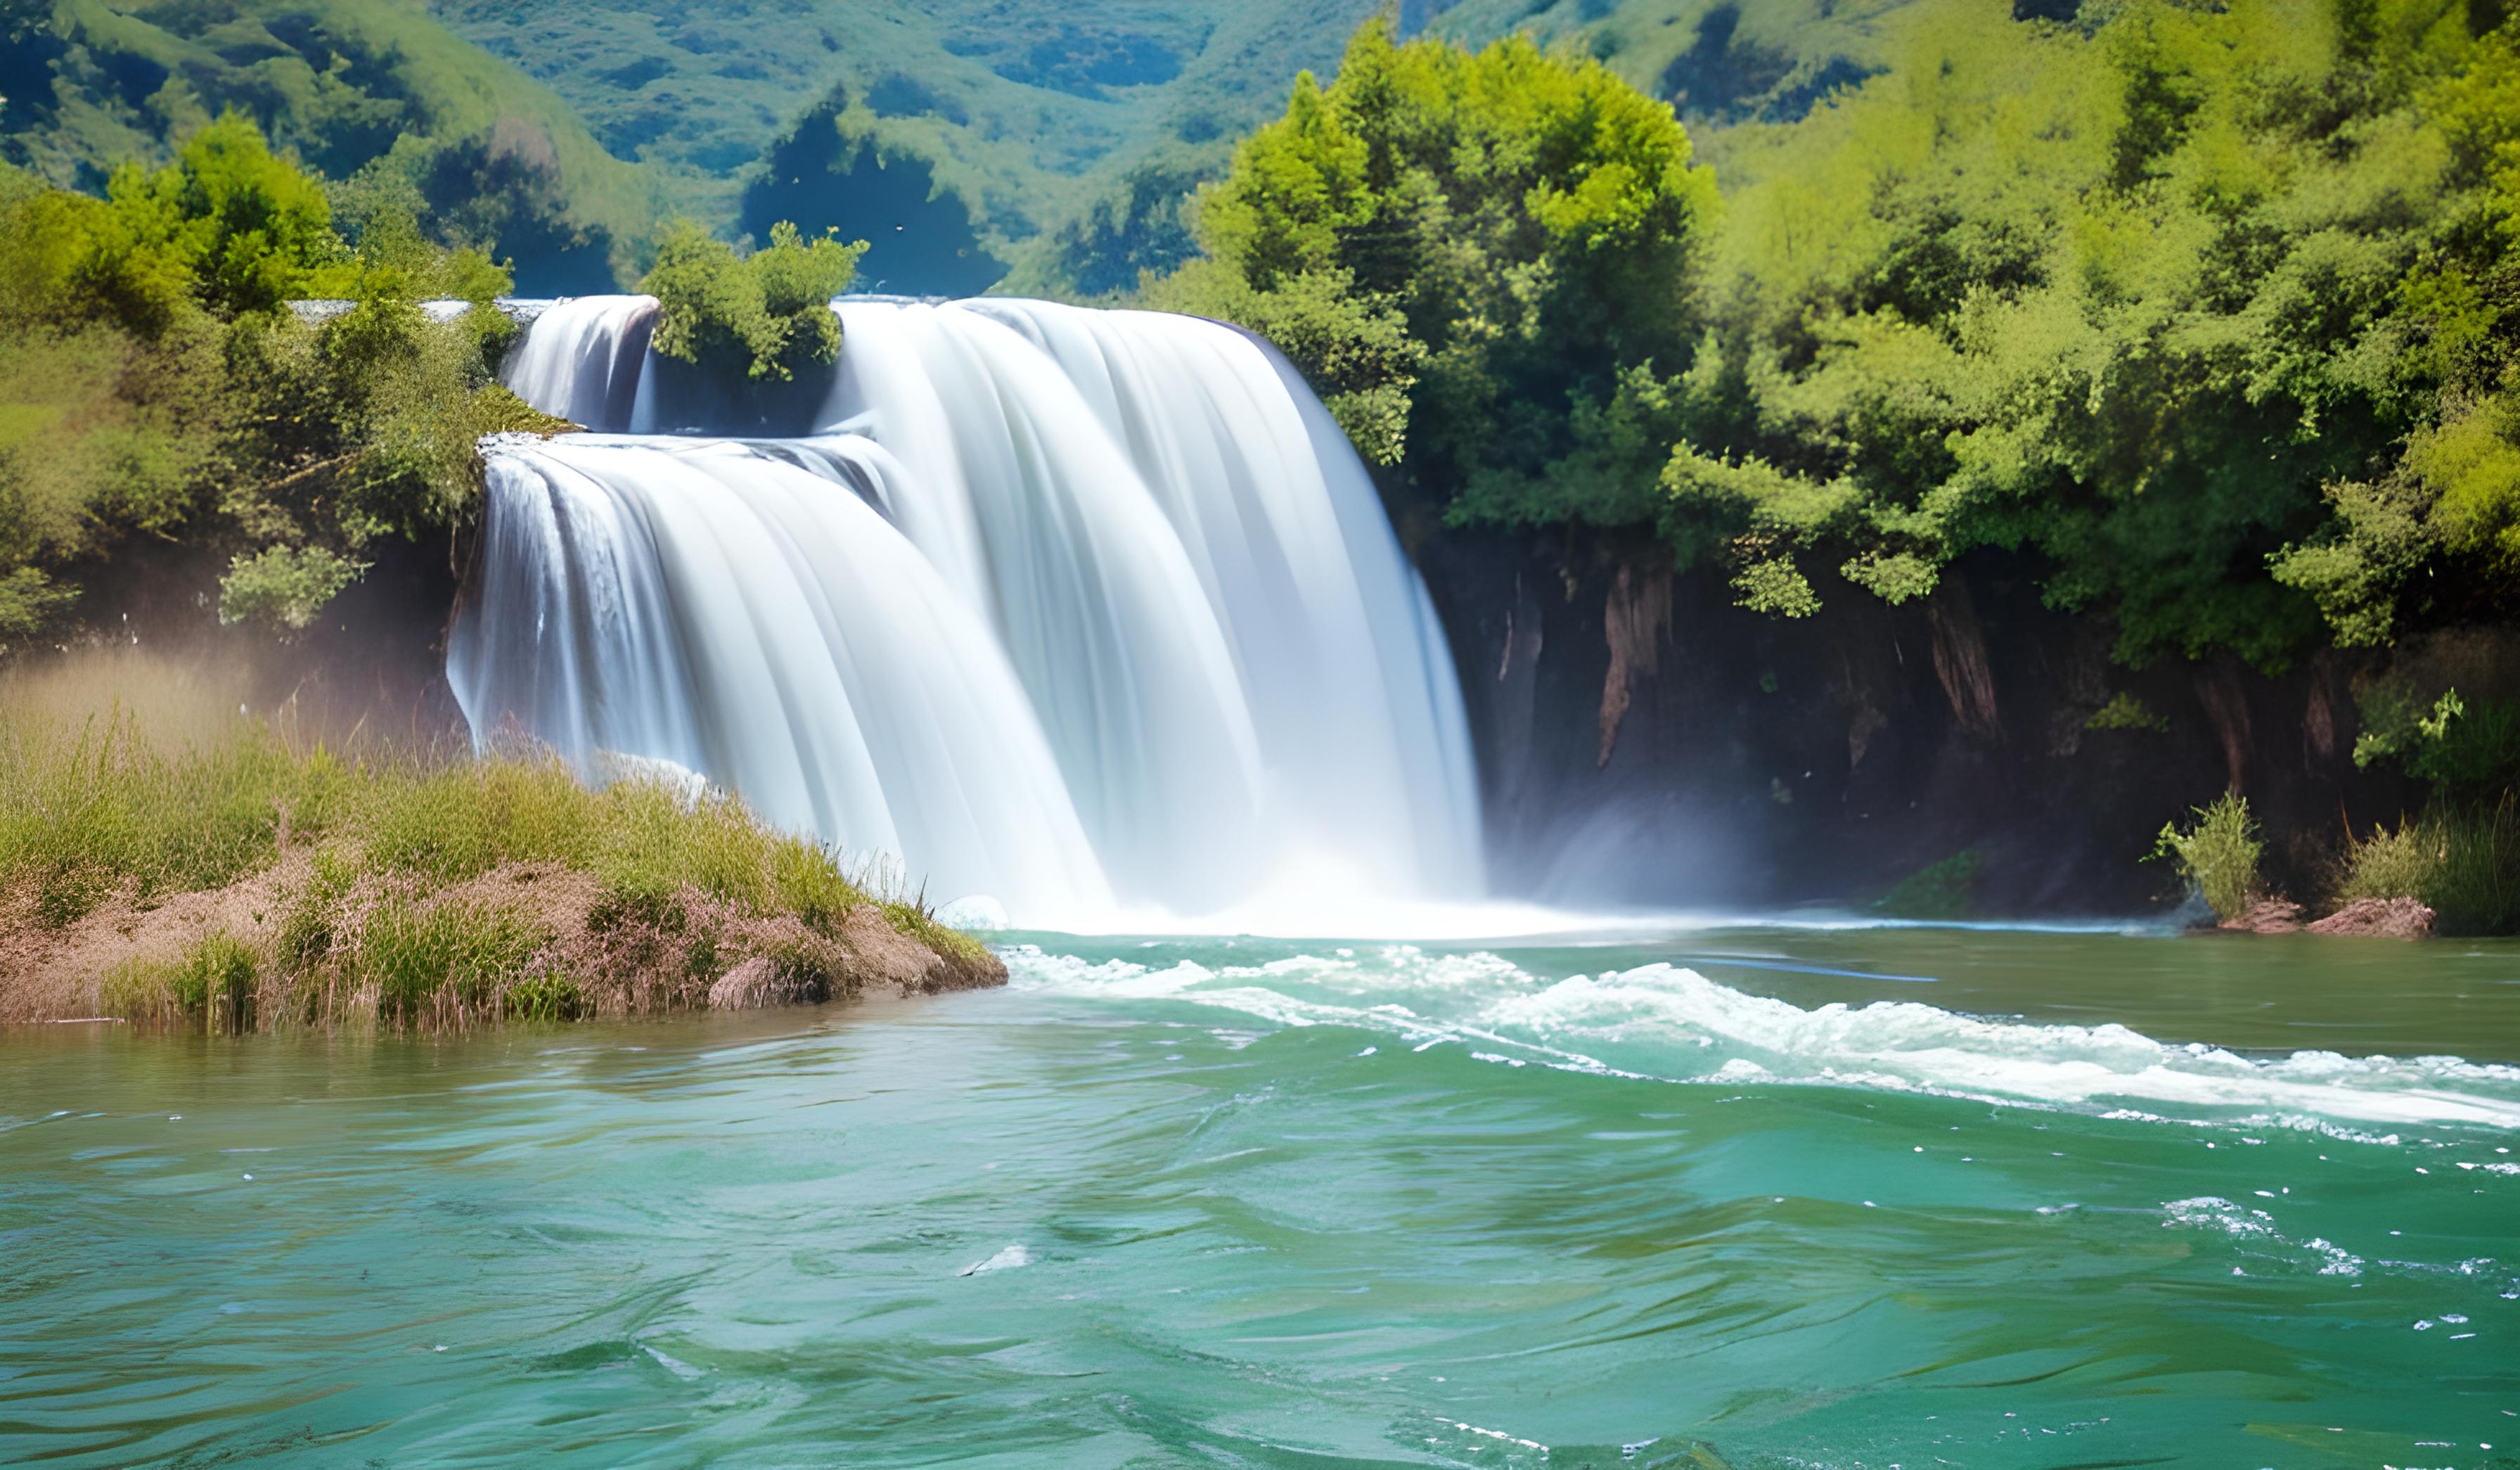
{"left": 4, "top": 924, "right": 2519, "bottom": 1469}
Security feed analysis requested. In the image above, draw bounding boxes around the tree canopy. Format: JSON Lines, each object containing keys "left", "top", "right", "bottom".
{"left": 0, "top": 114, "right": 527, "bottom": 642}
{"left": 1168, "top": 1, "right": 2520, "bottom": 669}
{"left": 1150, "top": 24, "right": 1720, "bottom": 490}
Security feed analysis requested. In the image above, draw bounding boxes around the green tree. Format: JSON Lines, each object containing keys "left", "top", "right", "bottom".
{"left": 92, "top": 113, "right": 340, "bottom": 331}
{"left": 1178, "top": 1, "right": 2520, "bottom": 669}
{"left": 0, "top": 116, "right": 518, "bottom": 648}
{"left": 642, "top": 219, "right": 868, "bottom": 383}
{"left": 1148, "top": 21, "right": 1720, "bottom": 494}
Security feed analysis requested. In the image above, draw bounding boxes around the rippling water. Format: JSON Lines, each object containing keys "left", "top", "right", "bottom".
{"left": 5, "top": 926, "right": 2519, "bottom": 1467}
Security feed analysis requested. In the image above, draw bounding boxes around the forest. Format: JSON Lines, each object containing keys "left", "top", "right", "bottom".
{"left": 2, "top": 0, "right": 2517, "bottom": 926}
{"left": 1153, "top": 0, "right": 2520, "bottom": 928}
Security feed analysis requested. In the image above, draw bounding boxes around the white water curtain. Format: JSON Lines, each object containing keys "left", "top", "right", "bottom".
{"left": 450, "top": 296, "right": 1481, "bottom": 928}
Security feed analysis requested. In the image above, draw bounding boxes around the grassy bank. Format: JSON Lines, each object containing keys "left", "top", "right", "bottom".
{"left": 0, "top": 676, "right": 998, "bottom": 1033}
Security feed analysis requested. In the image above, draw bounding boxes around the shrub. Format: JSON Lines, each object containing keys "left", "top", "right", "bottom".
{"left": 1872, "top": 850, "right": 1981, "bottom": 921}
{"left": 218, "top": 547, "right": 369, "bottom": 633}
{"left": 642, "top": 219, "right": 867, "bottom": 382}
{"left": 2336, "top": 797, "right": 2520, "bottom": 936}
{"left": 2085, "top": 694, "right": 2168, "bottom": 733}
{"left": 2355, "top": 686, "right": 2520, "bottom": 798}
{"left": 2152, "top": 793, "right": 2261, "bottom": 922}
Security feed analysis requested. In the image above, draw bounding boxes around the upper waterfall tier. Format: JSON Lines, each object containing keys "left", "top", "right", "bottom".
{"left": 455, "top": 295, "right": 1481, "bottom": 928}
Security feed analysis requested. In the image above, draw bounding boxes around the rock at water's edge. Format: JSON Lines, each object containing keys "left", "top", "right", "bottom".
{"left": 2306, "top": 897, "right": 2436, "bottom": 939}
{"left": 2218, "top": 899, "right": 2303, "bottom": 934}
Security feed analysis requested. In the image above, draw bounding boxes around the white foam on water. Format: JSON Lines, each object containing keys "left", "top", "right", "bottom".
{"left": 959, "top": 1244, "right": 1032, "bottom": 1277}
{"left": 1004, "top": 947, "right": 2520, "bottom": 1132}
{"left": 2161, "top": 1196, "right": 2368, "bottom": 1275}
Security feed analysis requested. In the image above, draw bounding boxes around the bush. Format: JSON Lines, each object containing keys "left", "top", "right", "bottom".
{"left": 2336, "top": 797, "right": 2520, "bottom": 937}
{"left": 2152, "top": 793, "right": 2262, "bottom": 922}
{"left": 1154, "top": 24, "right": 1714, "bottom": 503}
{"left": 218, "top": 546, "right": 369, "bottom": 633}
{"left": 0, "top": 117, "right": 518, "bottom": 651}
{"left": 2085, "top": 694, "right": 2168, "bottom": 734}
{"left": 2354, "top": 684, "right": 2520, "bottom": 798}
{"left": 642, "top": 219, "right": 867, "bottom": 382}
{"left": 1872, "top": 850, "right": 1981, "bottom": 921}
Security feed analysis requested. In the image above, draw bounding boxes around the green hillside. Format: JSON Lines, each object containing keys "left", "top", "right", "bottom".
{"left": 423, "top": 0, "right": 1908, "bottom": 292}
{"left": 1, "top": 0, "right": 1897, "bottom": 295}
{"left": 422, "top": 0, "right": 1404, "bottom": 293}
{"left": 1427, "top": 0, "right": 1915, "bottom": 124}
{"left": 0, "top": 0, "right": 660, "bottom": 290}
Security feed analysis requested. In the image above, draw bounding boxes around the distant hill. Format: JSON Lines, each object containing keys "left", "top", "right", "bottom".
{"left": 0, "top": 0, "right": 657, "bottom": 292}
{"left": 422, "top": 0, "right": 1398, "bottom": 294}
{"left": 2, "top": 0, "right": 1916, "bottom": 296}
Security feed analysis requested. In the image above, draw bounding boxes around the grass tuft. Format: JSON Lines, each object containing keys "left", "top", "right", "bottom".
{"left": 353, "top": 898, "right": 550, "bottom": 1023}
{"left": 2152, "top": 793, "right": 2262, "bottom": 922}
{"left": 2335, "top": 795, "right": 2520, "bottom": 936}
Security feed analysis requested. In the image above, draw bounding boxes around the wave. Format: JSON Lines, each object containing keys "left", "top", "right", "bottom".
{"left": 1003, "top": 946, "right": 2520, "bottom": 1132}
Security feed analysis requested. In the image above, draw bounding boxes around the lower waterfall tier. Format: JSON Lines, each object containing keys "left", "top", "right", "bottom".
{"left": 454, "top": 298, "right": 1481, "bottom": 927}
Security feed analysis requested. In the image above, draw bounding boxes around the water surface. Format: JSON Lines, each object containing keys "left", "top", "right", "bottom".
{"left": 4, "top": 925, "right": 2517, "bottom": 1467}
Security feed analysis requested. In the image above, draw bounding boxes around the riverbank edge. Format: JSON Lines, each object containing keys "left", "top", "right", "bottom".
{"left": 0, "top": 845, "right": 1005, "bottom": 1033}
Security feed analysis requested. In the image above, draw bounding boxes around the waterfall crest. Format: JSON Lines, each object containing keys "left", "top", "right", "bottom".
{"left": 451, "top": 295, "right": 1481, "bottom": 928}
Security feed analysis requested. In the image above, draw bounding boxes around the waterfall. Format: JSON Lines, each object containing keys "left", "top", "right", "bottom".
{"left": 450, "top": 296, "right": 1481, "bottom": 928}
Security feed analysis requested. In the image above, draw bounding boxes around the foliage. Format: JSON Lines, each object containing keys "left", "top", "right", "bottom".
{"left": 2151, "top": 793, "right": 2263, "bottom": 922}
{"left": 2335, "top": 795, "right": 2520, "bottom": 934}
{"left": 1872, "top": 849, "right": 1981, "bottom": 921}
{"left": 2353, "top": 682, "right": 2520, "bottom": 793}
{"left": 2085, "top": 692, "right": 2169, "bottom": 734}
{"left": 641, "top": 219, "right": 868, "bottom": 383}
{"left": 0, "top": 117, "right": 518, "bottom": 646}
{"left": 0, "top": 0, "right": 652, "bottom": 293}
{"left": 92, "top": 114, "right": 338, "bottom": 324}
{"left": 1150, "top": 23, "right": 1719, "bottom": 501}
{"left": 1178, "top": 2, "right": 2520, "bottom": 673}
{"left": 1145, "top": 260, "right": 1423, "bottom": 463}
{"left": 218, "top": 545, "right": 366, "bottom": 633}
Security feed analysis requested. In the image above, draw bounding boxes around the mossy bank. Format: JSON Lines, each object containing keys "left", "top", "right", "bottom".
{"left": 0, "top": 691, "right": 1002, "bottom": 1035}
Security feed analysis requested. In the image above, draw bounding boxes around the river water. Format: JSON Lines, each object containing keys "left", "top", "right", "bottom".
{"left": 5, "top": 924, "right": 2519, "bottom": 1468}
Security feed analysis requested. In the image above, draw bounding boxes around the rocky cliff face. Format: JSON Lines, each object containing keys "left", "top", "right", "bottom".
{"left": 1414, "top": 528, "right": 2434, "bottom": 916}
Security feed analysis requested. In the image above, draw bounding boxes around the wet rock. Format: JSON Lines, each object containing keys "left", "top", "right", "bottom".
{"left": 2218, "top": 899, "right": 2303, "bottom": 934}
{"left": 2307, "top": 897, "right": 2435, "bottom": 940}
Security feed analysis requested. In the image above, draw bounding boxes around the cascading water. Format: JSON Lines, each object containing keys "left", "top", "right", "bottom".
{"left": 451, "top": 295, "right": 1482, "bottom": 928}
